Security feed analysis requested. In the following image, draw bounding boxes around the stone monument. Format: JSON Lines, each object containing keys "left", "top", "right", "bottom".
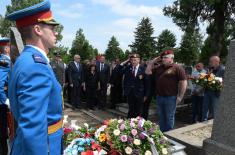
{"left": 203, "top": 40, "right": 235, "bottom": 155}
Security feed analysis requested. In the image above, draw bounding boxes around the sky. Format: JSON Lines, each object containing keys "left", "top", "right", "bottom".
{"left": 0, "top": 0, "right": 207, "bottom": 53}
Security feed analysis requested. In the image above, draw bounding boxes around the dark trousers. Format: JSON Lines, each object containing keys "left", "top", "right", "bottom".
{"left": 191, "top": 95, "right": 203, "bottom": 123}
{"left": 86, "top": 87, "right": 97, "bottom": 109}
{"left": 71, "top": 86, "right": 81, "bottom": 108}
{"left": 97, "top": 85, "right": 107, "bottom": 109}
{"left": 0, "top": 104, "right": 8, "bottom": 155}
{"left": 127, "top": 90, "right": 143, "bottom": 118}
{"left": 141, "top": 96, "right": 152, "bottom": 120}
{"left": 110, "top": 86, "right": 122, "bottom": 108}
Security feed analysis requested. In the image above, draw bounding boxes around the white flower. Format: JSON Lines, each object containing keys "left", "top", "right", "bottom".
{"left": 204, "top": 79, "right": 208, "bottom": 81}
{"left": 118, "top": 119, "right": 124, "bottom": 123}
{"left": 212, "top": 80, "right": 216, "bottom": 84}
{"left": 95, "top": 125, "right": 107, "bottom": 138}
{"left": 133, "top": 139, "right": 141, "bottom": 145}
{"left": 162, "top": 148, "right": 168, "bottom": 155}
{"left": 84, "top": 123, "right": 89, "bottom": 128}
{"left": 145, "top": 150, "right": 152, "bottom": 155}
{"left": 163, "top": 136, "right": 168, "bottom": 141}
{"left": 215, "top": 77, "right": 223, "bottom": 83}
{"left": 125, "top": 147, "right": 133, "bottom": 154}
{"left": 72, "top": 149, "right": 78, "bottom": 155}
{"left": 72, "top": 125, "right": 81, "bottom": 130}
{"left": 113, "top": 129, "right": 120, "bottom": 136}
{"left": 196, "top": 80, "right": 199, "bottom": 83}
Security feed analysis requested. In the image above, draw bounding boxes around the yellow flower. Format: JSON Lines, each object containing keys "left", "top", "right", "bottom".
{"left": 199, "top": 73, "right": 207, "bottom": 79}
{"left": 99, "top": 133, "right": 107, "bottom": 142}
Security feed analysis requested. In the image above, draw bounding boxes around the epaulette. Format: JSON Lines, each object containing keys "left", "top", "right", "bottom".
{"left": 32, "top": 54, "right": 47, "bottom": 64}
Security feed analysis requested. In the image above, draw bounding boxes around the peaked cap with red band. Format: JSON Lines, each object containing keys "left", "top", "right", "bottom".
{"left": 6, "top": 0, "right": 59, "bottom": 28}
{"left": 0, "top": 38, "right": 10, "bottom": 46}
{"left": 160, "top": 50, "right": 174, "bottom": 58}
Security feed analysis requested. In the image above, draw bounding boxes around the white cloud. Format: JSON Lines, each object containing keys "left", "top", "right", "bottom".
{"left": 56, "top": 10, "right": 82, "bottom": 19}
{"left": 91, "top": 0, "right": 162, "bottom": 17}
{"left": 69, "top": 3, "right": 84, "bottom": 9}
{"left": 113, "top": 18, "right": 136, "bottom": 28}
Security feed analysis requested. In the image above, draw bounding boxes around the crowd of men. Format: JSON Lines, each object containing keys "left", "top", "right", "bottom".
{"left": 0, "top": 0, "right": 225, "bottom": 155}
{"left": 50, "top": 50, "right": 225, "bottom": 132}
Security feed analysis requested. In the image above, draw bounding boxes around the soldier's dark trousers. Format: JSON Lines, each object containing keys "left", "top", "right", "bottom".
{"left": 0, "top": 104, "right": 8, "bottom": 155}
{"left": 127, "top": 90, "right": 143, "bottom": 118}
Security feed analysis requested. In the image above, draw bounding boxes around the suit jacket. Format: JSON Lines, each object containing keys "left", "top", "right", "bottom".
{"left": 96, "top": 62, "right": 110, "bottom": 86}
{"left": 8, "top": 46, "right": 63, "bottom": 155}
{"left": 109, "top": 64, "right": 122, "bottom": 87}
{"left": 68, "top": 61, "right": 84, "bottom": 87}
{"left": 123, "top": 65, "right": 147, "bottom": 97}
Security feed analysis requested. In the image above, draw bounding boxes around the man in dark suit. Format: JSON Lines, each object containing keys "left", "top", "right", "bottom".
{"left": 122, "top": 54, "right": 148, "bottom": 118}
{"left": 96, "top": 55, "right": 110, "bottom": 110}
{"left": 68, "top": 54, "right": 84, "bottom": 108}
{"left": 109, "top": 59, "right": 123, "bottom": 109}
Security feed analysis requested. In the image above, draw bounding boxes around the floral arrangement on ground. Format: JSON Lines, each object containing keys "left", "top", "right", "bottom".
{"left": 63, "top": 116, "right": 170, "bottom": 155}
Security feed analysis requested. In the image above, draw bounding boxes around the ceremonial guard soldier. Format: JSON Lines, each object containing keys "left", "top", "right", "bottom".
{"left": 7, "top": 0, "right": 63, "bottom": 154}
{"left": 0, "top": 38, "right": 11, "bottom": 155}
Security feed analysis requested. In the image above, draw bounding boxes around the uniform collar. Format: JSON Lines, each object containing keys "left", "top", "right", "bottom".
{"left": 26, "top": 45, "right": 50, "bottom": 63}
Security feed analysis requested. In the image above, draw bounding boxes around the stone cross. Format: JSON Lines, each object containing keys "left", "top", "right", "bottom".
{"left": 203, "top": 40, "right": 235, "bottom": 154}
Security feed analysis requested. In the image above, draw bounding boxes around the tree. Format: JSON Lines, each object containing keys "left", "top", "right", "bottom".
{"left": 177, "top": 28, "right": 202, "bottom": 65}
{"left": 129, "top": 17, "right": 157, "bottom": 59}
{"left": 0, "top": 0, "right": 66, "bottom": 56}
{"left": 156, "top": 29, "right": 176, "bottom": 53}
{"left": 69, "top": 29, "right": 96, "bottom": 61}
{"left": 0, "top": 0, "right": 44, "bottom": 37}
{"left": 163, "top": 0, "right": 235, "bottom": 59}
{"left": 105, "top": 36, "right": 124, "bottom": 61}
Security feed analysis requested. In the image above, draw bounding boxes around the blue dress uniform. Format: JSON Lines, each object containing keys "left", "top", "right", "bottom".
{"left": 6, "top": 1, "right": 63, "bottom": 155}
{"left": 0, "top": 38, "right": 11, "bottom": 155}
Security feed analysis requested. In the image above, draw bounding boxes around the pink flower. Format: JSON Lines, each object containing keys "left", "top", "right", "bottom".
{"left": 120, "top": 135, "right": 128, "bottom": 142}
{"left": 120, "top": 124, "right": 126, "bottom": 131}
{"left": 131, "top": 129, "right": 138, "bottom": 136}
{"left": 130, "top": 122, "right": 135, "bottom": 128}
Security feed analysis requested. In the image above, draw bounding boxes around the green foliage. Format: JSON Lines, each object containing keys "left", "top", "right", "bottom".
{"left": 129, "top": 17, "right": 157, "bottom": 59}
{"left": 69, "top": 28, "right": 97, "bottom": 61}
{"left": 0, "top": 0, "right": 64, "bottom": 46}
{"left": 6, "top": 0, "right": 44, "bottom": 14}
{"left": 178, "top": 29, "right": 202, "bottom": 65}
{"left": 156, "top": 29, "right": 176, "bottom": 53}
{"left": 163, "top": 0, "right": 235, "bottom": 61}
{"left": 200, "top": 36, "right": 214, "bottom": 65}
{"left": 105, "top": 36, "right": 124, "bottom": 61}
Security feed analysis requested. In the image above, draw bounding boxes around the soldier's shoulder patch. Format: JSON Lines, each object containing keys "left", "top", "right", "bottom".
{"left": 32, "top": 54, "right": 47, "bottom": 64}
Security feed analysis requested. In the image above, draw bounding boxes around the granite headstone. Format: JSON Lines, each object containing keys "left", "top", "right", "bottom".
{"left": 203, "top": 40, "right": 235, "bottom": 154}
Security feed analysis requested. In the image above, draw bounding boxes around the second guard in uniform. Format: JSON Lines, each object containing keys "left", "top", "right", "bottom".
{"left": 7, "top": 0, "right": 63, "bottom": 155}
{"left": 0, "top": 38, "right": 11, "bottom": 155}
